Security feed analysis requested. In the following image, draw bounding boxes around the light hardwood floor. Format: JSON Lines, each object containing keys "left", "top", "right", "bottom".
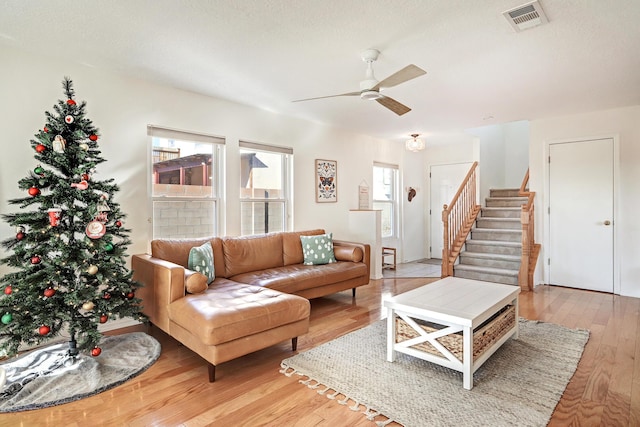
{"left": 4, "top": 277, "right": 639, "bottom": 427}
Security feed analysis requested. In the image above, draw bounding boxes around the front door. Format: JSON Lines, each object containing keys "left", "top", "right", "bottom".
{"left": 429, "top": 162, "right": 474, "bottom": 259}
{"left": 548, "top": 138, "right": 614, "bottom": 292}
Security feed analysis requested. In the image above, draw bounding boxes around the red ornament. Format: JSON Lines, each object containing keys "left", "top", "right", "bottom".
{"left": 99, "top": 314, "right": 108, "bottom": 324}
{"left": 4, "top": 286, "right": 12, "bottom": 295}
{"left": 126, "top": 291, "right": 135, "bottom": 299}
{"left": 39, "top": 325, "right": 51, "bottom": 335}
{"left": 28, "top": 187, "right": 40, "bottom": 197}
{"left": 115, "top": 220, "right": 122, "bottom": 228}
{"left": 35, "top": 144, "right": 46, "bottom": 153}
{"left": 30, "top": 255, "right": 41, "bottom": 265}
{"left": 89, "top": 134, "right": 98, "bottom": 141}
{"left": 91, "top": 347, "right": 102, "bottom": 357}
{"left": 67, "top": 99, "right": 76, "bottom": 105}
{"left": 43, "top": 126, "right": 49, "bottom": 133}
{"left": 103, "top": 292, "right": 111, "bottom": 300}
{"left": 43, "top": 287, "right": 56, "bottom": 298}
{"left": 16, "top": 232, "right": 25, "bottom": 241}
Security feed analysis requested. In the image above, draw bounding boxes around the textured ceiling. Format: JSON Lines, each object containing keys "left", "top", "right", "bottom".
{"left": 2, "top": 0, "right": 640, "bottom": 143}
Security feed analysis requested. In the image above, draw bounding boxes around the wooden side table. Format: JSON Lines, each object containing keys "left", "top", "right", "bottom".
{"left": 382, "top": 247, "right": 396, "bottom": 270}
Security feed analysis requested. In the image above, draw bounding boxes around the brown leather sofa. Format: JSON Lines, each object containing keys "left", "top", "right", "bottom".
{"left": 132, "top": 229, "right": 370, "bottom": 381}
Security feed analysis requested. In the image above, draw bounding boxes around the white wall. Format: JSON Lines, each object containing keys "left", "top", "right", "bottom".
{"left": 468, "top": 121, "right": 529, "bottom": 201}
{"left": 0, "top": 45, "right": 404, "bottom": 274}
{"left": 503, "top": 121, "right": 530, "bottom": 187}
{"left": 530, "top": 105, "right": 640, "bottom": 298}
{"left": 399, "top": 149, "right": 426, "bottom": 262}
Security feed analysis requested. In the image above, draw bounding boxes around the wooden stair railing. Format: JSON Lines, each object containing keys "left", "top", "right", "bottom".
{"left": 518, "top": 169, "right": 540, "bottom": 291}
{"left": 442, "top": 161, "right": 481, "bottom": 278}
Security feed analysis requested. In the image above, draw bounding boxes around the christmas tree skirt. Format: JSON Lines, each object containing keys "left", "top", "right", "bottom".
{"left": 0, "top": 332, "right": 160, "bottom": 412}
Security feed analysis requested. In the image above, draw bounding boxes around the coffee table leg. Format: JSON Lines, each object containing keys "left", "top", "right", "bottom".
{"left": 463, "top": 326, "right": 473, "bottom": 390}
{"left": 386, "top": 308, "right": 396, "bottom": 362}
{"left": 514, "top": 296, "right": 520, "bottom": 339}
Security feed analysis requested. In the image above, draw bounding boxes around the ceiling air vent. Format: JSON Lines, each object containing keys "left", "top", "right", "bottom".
{"left": 503, "top": 1, "right": 548, "bottom": 32}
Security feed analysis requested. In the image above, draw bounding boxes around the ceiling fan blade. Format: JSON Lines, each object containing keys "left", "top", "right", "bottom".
{"left": 376, "top": 95, "right": 411, "bottom": 116}
{"left": 372, "top": 64, "right": 426, "bottom": 91}
{"left": 292, "top": 91, "right": 360, "bottom": 102}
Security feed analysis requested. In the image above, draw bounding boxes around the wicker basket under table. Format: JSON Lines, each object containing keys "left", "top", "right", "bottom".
{"left": 395, "top": 304, "right": 516, "bottom": 362}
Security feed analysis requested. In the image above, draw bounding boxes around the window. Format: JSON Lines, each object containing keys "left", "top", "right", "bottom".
{"left": 373, "top": 162, "right": 399, "bottom": 238}
{"left": 148, "top": 126, "right": 224, "bottom": 239}
{"left": 239, "top": 141, "right": 293, "bottom": 235}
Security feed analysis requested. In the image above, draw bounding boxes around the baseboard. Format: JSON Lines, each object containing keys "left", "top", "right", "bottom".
{"left": 98, "top": 317, "right": 142, "bottom": 332}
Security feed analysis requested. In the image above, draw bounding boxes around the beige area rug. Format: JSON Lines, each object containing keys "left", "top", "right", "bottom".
{"left": 281, "top": 319, "right": 589, "bottom": 427}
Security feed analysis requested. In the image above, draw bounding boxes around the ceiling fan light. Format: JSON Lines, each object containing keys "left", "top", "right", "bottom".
{"left": 360, "top": 90, "right": 383, "bottom": 101}
{"left": 405, "top": 134, "right": 425, "bottom": 152}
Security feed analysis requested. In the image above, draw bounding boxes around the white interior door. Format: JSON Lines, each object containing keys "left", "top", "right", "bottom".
{"left": 429, "top": 162, "right": 473, "bottom": 259}
{"left": 549, "top": 138, "right": 614, "bottom": 292}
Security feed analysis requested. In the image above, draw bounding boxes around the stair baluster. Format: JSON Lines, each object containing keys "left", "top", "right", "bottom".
{"left": 441, "top": 162, "right": 480, "bottom": 278}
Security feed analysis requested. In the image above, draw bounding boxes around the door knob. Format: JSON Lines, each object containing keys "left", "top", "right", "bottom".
{"left": 604, "top": 220, "right": 611, "bottom": 226}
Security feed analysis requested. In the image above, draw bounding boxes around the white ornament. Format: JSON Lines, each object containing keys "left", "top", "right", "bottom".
{"left": 52, "top": 135, "right": 66, "bottom": 153}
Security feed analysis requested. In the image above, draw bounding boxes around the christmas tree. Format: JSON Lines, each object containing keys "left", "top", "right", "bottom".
{"left": 0, "top": 77, "right": 145, "bottom": 358}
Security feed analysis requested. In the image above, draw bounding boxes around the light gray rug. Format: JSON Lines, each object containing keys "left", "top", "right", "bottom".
{"left": 281, "top": 319, "right": 589, "bottom": 427}
{"left": 0, "top": 332, "right": 160, "bottom": 412}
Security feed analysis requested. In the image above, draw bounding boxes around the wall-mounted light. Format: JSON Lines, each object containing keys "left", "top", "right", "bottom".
{"left": 405, "top": 134, "right": 425, "bottom": 152}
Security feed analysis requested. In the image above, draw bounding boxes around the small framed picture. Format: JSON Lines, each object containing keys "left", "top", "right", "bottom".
{"left": 315, "top": 159, "right": 337, "bottom": 203}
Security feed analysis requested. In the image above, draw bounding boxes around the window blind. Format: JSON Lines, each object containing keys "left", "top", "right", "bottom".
{"left": 147, "top": 125, "right": 225, "bottom": 145}
{"left": 239, "top": 140, "right": 293, "bottom": 155}
{"left": 373, "top": 161, "right": 399, "bottom": 169}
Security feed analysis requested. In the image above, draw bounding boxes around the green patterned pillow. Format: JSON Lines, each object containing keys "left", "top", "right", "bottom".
{"left": 188, "top": 242, "right": 215, "bottom": 284}
{"left": 300, "top": 233, "right": 337, "bottom": 265}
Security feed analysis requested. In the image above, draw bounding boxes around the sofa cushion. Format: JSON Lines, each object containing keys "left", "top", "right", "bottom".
{"left": 222, "top": 233, "right": 284, "bottom": 277}
{"left": 282, "top": 229, "right": 325, "bottom": 265}
{"left": 152, "top": 238, "right": 210, "bottom": 267}
{"left": 188, "top": 242, "right": 215, "bottom": 284}
{"left": 168, "top": 280, "right": 310, "bottom": 346}
{"left": 184, "top": 269, "right": 208, "bottom": 294}
{"left": 231, "top": 262, "right": 367, "bottom": 295}
{"left": 151, "top": 238, "right": 224, "bottom": 277}
{"left": 300, "top": 233, "right": 336, "bottom": 265}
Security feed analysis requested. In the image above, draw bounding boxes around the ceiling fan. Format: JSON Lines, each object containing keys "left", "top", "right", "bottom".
{"left": 293, "top": 49, "right": 426, "bottom": 116}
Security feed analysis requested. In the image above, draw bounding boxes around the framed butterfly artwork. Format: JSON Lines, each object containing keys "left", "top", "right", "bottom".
{"left": 315, "top": 159, "right": 337, "bottom": 203}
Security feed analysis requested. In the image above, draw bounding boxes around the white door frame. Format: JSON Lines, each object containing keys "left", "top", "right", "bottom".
{"left": 542, "top": 134, "right": 621, "bottom": 294}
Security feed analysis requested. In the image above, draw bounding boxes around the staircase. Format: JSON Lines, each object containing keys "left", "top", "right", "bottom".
{"left": 453, "top": 189, "right": 527, "bottom": 286}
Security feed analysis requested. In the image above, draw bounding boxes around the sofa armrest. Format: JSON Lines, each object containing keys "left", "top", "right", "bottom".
{"left": 132, "top": 254, "right": 187, "bottom": 333}
{"left": 333, "top": 240, "right": 371, "bottom": 283}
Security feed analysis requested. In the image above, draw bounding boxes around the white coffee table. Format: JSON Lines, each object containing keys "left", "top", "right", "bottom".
{"left": 384, "top": 276, "right": 519, "bottom": 390}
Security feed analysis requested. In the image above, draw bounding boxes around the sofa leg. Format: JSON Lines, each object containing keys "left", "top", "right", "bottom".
{"left": 352, "top": 288, "right": 356, "bottom": 298}
{"left": 208, "top": 363, "right": 216, "bottom": 383}
{"left": 292, "top": 337, "right": 298, "bottom": 351}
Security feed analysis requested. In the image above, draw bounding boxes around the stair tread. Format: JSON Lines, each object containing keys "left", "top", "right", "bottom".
{"left": 486, "top": 196, "right": 528, "bottom": 200}
{"left": 477, "top": 217, "right": 520, "bottom": 222}
{"left": 454, "top": 264, "right": 519, "bottom": 276}
{"left": 482, "top": 207, "right": 521, "bottom": 211}
{"left": 460, "top": 252, "right": 520, "bottom": 261}
{"left": 472, "top": 228, "right": 522, "bottom": 233}
{"left": 466, "top": 239, "right": 522, "bottom": 247}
